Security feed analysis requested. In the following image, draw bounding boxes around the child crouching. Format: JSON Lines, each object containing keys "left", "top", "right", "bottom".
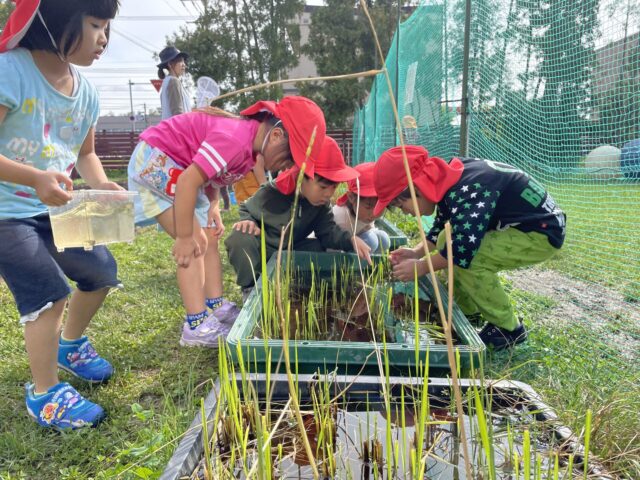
{"left": 373, "top": 146, "right": 566, "bottom": 350}
{"left": 333, "top": 162, "right": 390, "bottom": 254}
{"left": 225, "top": 137, "right": 372, "bottom": 298}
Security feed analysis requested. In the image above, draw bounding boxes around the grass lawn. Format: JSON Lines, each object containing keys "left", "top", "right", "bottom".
{"left": 0, "top": 210, "right": 241, "bottom": 479}
{"left": 385, "top": 180, "right": 640, "bottom": 302}
{"left": 549, "top": 180, "right": 640, "bottom": 301}
{"left": 1, "top": 193, "right": 639, "bottom": 478}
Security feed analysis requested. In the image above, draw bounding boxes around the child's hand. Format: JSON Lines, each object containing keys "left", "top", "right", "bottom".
{"left": 34, "top": 171, "right": 73, "bottom": 206}
{"left": 233, "top": 220, "right": 261, "bottom": 236}
{"left": 389, "top": 247, "right": 420, "bottom": 265}
{"left": 207, "top": 206, "right": 225, "bottom": 237}
{"left": 353, "top": 236, "right": 372, "bottom": 265}
{"left": 94, "top": 181, "right": 125, "bottom": 191}
{"left": 173, "top": 236, "right": 201, "bottom": 268}
{"left": 392, "top": 259, "right": 426, "bottom": 282}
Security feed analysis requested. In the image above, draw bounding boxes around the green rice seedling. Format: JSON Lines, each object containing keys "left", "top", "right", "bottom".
{"left": 583, "top": 409, "right": 592, "bottom": 480}
{"left": 474, "top": 386, "right": 496, "bottom": 480}
{"left": 524, "top": 428, "right": 532, "bottom": 480}
{"left": 194, "top": 356, "right": 605, "bottom": 480}
{"left": 201, "top": 397, "right": 213, "bottom": 480}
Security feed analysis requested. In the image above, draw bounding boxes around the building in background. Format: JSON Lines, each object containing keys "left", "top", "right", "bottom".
{"left": 283, "top": 5, "right": 319, "bottom": 96}
{"left": 96, "top": 114, "right": 162, "bottom": 132}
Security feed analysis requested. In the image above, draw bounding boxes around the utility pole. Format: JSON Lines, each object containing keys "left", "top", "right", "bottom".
{"left": 128, "top": 80, "right": 157, "bottom": 132}
{"left": 128, "top": 79, "right": 135, "bottom": 132}
{"left": 459, "top": 0, "right": 472, "bottom": 156}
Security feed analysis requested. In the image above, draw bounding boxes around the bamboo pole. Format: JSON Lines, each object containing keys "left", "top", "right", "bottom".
{"left": 358, "top": 1, "right": 474, "bottom": 478}
{"left": 211, "top": 69, "right": 383, "bottom": 102}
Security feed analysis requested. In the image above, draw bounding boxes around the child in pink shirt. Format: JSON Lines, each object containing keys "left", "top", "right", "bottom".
{"left": 128, "top": 97, "right": 326, "bottom": 347}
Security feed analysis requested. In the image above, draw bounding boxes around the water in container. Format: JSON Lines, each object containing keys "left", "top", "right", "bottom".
{"left": 49, "top": 190, "right": 137, "bottom": 252}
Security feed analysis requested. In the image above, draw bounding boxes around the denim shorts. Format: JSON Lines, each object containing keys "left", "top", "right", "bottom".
{"left": 0, "top": 214, "right": 121, "bottom": 323}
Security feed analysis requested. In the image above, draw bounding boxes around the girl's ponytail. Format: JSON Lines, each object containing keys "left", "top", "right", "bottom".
{"left": 158, "top": 67, "right": 166, "bottom": 80}
{"left": 193, "top": 106, "right": 239, "bottom": 119}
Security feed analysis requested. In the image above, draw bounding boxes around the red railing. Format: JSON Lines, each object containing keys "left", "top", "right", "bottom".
{"left": 93, "top": 129, "right": 354, "bottom": 167}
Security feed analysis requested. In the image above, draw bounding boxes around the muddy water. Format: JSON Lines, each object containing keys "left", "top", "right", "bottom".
{"left": 200, "top": 399, "right": 575, "bottom": 479}
{"left": 259, "top": 281, "right": 453, "bottom": 345}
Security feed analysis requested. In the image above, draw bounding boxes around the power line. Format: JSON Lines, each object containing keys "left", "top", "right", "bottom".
{"left": 161, "top": 0, "right": 185, "bottom": 16}
{"left": 114, "top": 16, "right": 196, "bottom": 21}
{"left": 112, "top": 26, "right": 162, "bottom": 52}
{"left": 85, "top": 67, "right": 156, "bottom": 73}
{"left": 111, "top": 27, "right": 157, "bottom": 54}
{"left": 182, "top": 0, "right": 203, "bottom": 15}
{"left": 179, "top": 0, "right": 197, "bottom": 16}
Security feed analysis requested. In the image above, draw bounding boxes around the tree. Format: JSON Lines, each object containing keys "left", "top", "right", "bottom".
{"left": 510, "top": 0, "right": 600, "bottom": 167}
{"left": 298, "top": 1, "right": 405, "bottom": 128}
{"left": 168, "top": 0, "right": 303, "bottom": 111}
{"left": 595, "top": 0, "right": 640, "bottom": 146}
{"left": 0, "top": 0, "right": 13, "bottom": 30}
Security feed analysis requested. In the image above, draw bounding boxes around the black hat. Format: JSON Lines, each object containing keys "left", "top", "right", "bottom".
{"left": 157, "top": 46, "right": 189, "bottom": 69}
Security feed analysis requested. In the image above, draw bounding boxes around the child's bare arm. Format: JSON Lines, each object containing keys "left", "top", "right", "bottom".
{"left": 392, "top": 252, "right": 448, "bottom": 281}
{"left": 76, "top": 128, "right": 123, "bottom": 191}
{"left": 253, "top": 154, "right": 267, "bottom": 185}
{"left": 171, "top": 164, "right": 208, "bottom": 266}
{"left": 174, "top": 164, "right": 207, "bottom": 239}
{"left": 204, "top": 184, "right": 219, "bottom": 202}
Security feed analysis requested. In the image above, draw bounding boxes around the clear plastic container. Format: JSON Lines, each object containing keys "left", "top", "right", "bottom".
{"left": 48, "top": 190, "right": 137, "bottom": 252}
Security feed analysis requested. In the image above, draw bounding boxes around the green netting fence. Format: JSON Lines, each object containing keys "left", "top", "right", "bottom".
{"left": 353, "top": 0, "right": 640, "bottom": 309}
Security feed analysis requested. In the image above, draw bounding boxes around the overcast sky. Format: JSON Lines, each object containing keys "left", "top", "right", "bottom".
{"left": 77, "top": 0, "right": 199, "bottom": 116}
{"left": 79, "top": 0, "right": 323, "bottom": 117}
{"left": 79, "top": 0, "right": 631, "bottom": 117}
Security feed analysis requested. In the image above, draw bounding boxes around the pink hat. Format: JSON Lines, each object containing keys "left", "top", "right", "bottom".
{"left": 240, "top": 96, "right": 326, "bottom": 178}
{"left": 0, "top": 0, "right": 41, "bottom": 53}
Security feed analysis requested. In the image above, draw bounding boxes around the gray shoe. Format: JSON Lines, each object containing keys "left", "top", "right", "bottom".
{"left": 213, "top": 300, "right": 241, "bottom": 324}
{"left": 179, "top": 313, "right": 231, "bottom": 347}
{"left": 242, "top": 287, "right": 254, "bottom": 303}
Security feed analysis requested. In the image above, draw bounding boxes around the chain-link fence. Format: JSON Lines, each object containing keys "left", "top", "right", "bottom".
{"left": 353, "top": 0, "right": 639, "bottom": 306}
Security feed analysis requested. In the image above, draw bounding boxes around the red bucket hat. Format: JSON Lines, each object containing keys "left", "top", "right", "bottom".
{"left": 240, "top": 96, "right": 326, "bottom": 178}
{"left": 275, "top": 136, "right": 358, "bottom": 195}
{"left": 336, "top": 162, "right": 377, "bottom": 206}
{"left": 373, "top": 146, "right": 464, "bottom": 217}
{"left": 0, "top": 0, "right": 40, "bottom": 54}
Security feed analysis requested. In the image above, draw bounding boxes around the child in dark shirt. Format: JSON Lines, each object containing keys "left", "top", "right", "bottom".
{"left": 225, "top": 137, "right": 371, "bottom": 298}
{"left": 374, "top": 146, "right": 566, "bottom": 350}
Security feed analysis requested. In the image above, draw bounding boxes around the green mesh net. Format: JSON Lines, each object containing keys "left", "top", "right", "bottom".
{"left": 352, "top": 0, "right": 640, "bottom": 308}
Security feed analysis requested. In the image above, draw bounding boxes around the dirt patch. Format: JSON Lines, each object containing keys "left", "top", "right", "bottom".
{"left": 504, "top": 268, "right": 640, "bottom": 362}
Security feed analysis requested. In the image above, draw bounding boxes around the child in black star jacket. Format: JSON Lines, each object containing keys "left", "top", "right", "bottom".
{"left": 373, "top": 146, "right": 566, "bottom": 350}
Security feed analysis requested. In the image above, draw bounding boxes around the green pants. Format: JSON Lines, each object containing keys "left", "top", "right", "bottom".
{"left": 225, "top": 230, "right": 324, "bottom": 288}
{"left": 435, "top": 228, "right": 559, "bottom": 330}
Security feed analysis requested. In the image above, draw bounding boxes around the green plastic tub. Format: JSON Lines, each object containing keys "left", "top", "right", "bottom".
{"left": 375, "top": 217, "right": 408, "bottom": 249}
{"left": 227, "top": 252, "right": 485, "bottom": 375}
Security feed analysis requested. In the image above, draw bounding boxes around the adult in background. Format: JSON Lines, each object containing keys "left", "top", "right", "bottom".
{"left": 157, "top": 46, "right": 190, "bottom": 120}
{"left": 156, "top": 47, "right": 236, "bottom": 209}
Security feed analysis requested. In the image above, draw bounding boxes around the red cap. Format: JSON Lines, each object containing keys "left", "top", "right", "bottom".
{"left": 315, "top": 137, "right": 358, "bottom": 182}
{"left": 240, "top": 96, "right": 326, "bottom": 178}
{"left": 336, "top": 162, "right": 377, "bottom": 206}
{"left": 0, "top": 0, "right": 40, "bottom": 53}
{"left": 373, "top": 146, "right": 464, "bottom": 216}
{"left": 275, "top": 136, "right": 358, "bottom": 194}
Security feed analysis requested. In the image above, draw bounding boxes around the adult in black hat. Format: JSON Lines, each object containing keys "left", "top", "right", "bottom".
{"left": 157, "top": 46, "right": 191, "bottom": 119}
